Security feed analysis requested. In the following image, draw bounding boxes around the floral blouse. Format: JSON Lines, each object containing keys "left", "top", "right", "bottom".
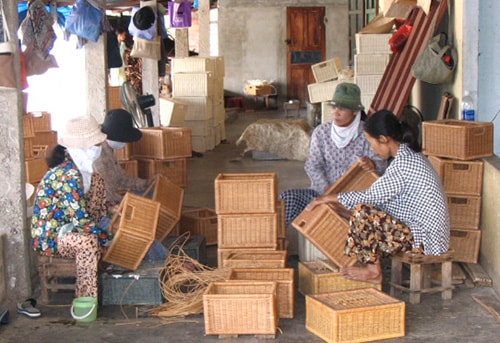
{"left": 31, "top": 157, "right": 112, "bottom": 255}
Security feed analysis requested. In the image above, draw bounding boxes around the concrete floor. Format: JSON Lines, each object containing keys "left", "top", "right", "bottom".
{"left": 1, "top": 109, "right": 500, "bottom": 342}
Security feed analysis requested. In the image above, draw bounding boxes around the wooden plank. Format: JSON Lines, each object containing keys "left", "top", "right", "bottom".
{"left": 462, "top": 263, "right": 493, "bottom": 287}
{"left": 472, "top": 295, "right": 500, "bottom": 322}
{"left": 368, "top": 0, "right": 449, "bottom": 117}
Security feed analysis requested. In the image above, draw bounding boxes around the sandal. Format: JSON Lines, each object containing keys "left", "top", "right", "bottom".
{"left": 16, "top": 298, "right": 41, "bottom": 318}
{"left": 0, "top": 306, "right": 9, "bottom": 324}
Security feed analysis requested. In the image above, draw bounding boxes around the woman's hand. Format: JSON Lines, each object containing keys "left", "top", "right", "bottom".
{"left": 358, "top": 157, "right": 375, "bottom": 171}
{"left": 306, "top": 194, "right": 338, "bottom": 211}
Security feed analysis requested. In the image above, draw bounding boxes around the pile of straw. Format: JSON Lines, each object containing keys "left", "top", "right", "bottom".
{"left": 148, "top": 236, "right": 228, "bottom": 318}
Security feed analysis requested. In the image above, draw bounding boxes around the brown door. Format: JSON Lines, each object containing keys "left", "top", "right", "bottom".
{"left": 286, "top": 7, "right": 326, "bottom": 105}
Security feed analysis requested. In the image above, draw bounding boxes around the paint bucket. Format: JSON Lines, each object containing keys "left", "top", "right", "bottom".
{"left": 70, "top": 297, "right": 97, "bottom": 323}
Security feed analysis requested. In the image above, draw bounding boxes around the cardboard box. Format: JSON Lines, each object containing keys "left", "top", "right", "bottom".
{"left": 245, "top": 84, "right": 273, "bottom": 96}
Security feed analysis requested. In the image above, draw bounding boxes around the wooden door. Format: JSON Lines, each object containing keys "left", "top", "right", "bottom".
{"left": 286, "top": 7, "right": 325, "bottom": 105}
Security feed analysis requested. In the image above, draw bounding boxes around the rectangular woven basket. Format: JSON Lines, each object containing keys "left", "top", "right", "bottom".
{"left": 298, "top": 260, "right": 381, "bottom": 296}
{"left": 179, "top": 207, "right": 218, "bottom": 246}
{"left": 137, "top": 158, "right": 187, "bottom": 187}
{"left": 306, "top": 288, "right": 405, "bottom": 343}
{"left": 221, "top": 250, "right": 287, "bottom": 269}
{"left": 450, "top": 228, "right": 481, "bottom": 263}
{"left": 143, "top": 175, "right": 184, "bottom": 241}
{"left": 422, "top": 120, "right": 493, "bottom": 160}
{"left": 228, "top": 268, "right": 295, "bottom": 319}
{"left": 311, "top": 57, "right": 342, "bottom": 83}
{"left": 292, "top": 204, "right": 357, "bottom": 268}
{"left": 355, "top": 33, "right": 393, "bottom": 54}
{"left": 428, "top": 156, "right": 484, "bottom": 196}
{"left": 132, "top": 127, "right": 192, "bottom": 159}
{"left": 214, "top": 173, "right": 277, "bottom": 214}
{"left": 447, "top": 194, "right": 481, "bottom": 229}
{"left": 217, "top": 213, "right": 278, "bottom": 249}
{"left": 324, "top": 159, "right": 379, "bottom": 195}
{"left": 103, "top": 193, "right": 161, "bottom": 271}
{"left": 203, "top": 281, "right": 279, "bottom": 336}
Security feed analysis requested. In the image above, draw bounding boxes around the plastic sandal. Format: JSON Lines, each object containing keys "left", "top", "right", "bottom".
{"left": 0, "top": 306, "right": 9, "bottom": 324}
{"left": 16, "top": 298, "right": 41, "bottom": 318}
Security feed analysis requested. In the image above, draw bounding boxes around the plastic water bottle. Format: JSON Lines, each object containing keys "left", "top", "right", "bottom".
{"left": 461, "top": 91, "right": 475, "bottom": 121}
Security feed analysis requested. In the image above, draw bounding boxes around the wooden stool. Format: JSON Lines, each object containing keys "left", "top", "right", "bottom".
{"left": 38, "top": 255, "right": 76, "bottom": 303}
{"left": 390, "top": 250, "right": 454, "bottom": 304}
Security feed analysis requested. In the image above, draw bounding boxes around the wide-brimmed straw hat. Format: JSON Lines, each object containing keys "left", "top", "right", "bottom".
{"left": 58, "top": 116, "right": 107, "bottom": 149}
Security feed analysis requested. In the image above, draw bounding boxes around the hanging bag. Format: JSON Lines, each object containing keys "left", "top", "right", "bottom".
{"left": 130, "top": 36, "right": 161, "bottom": 60}
{"left": 168, "top": 0, "right": 192, "bottom": 28}
{"left": 64, "top": 0, "right": 103, "bottom": 42}
{"left": 0, "top": 0, "right": 16, "bottom": 88}
{"left": 411, "top": 0, "right": 457, "bottom": 84}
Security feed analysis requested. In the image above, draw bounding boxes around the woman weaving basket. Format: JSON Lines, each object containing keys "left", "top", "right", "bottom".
{"left": 306, "top": 110, "right": 450, "bottom": 284}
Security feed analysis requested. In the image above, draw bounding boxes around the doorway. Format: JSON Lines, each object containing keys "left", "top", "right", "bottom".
{"left": 286, "top": 7, "right": 326, "bottom": 105}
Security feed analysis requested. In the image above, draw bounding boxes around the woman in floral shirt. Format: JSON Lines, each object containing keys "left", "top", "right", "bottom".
{"left": 31, "top": 116, "right": 111, "bottom": 298}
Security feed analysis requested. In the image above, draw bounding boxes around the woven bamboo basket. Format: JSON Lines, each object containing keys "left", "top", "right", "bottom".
{"left": 355, "top": 33, "right": 393, "bottom": 54}
{"left": 113, "top": 143, "right": 133, "bottom": 161}
{"left": 422, "top": 120, "right": 494, "bottom": 160}
{"left": 137, "top": 158, "right": 187, "bottom": 187}
{"left": 292, "top": 203, "right": 357, "bottom": 268}
{"left": 179, "top": 207, "right": 218, "bottom": 246}
{"left": 24, "top": 138, "right": 34, "bottom": 160}
{"left": 118, "top": 160, "right": 138, "bottom": 178}
{"left": 428, "top": 156, "right": 483, "bottom": 196}
{"left": 22, "top": 114, "right": 35, "bottom": 138}
{"left": 203, "top": 281, "right": 279, "bottom": 336}
{"left": 25, "top": 158, "right": 48, "bottom": 184}
{"left": 450, "top": 228, "right": 481, "bottom": 263}
{"left": 33, "top": 131, "right": 58, "bottom": 151}
{"left": 214, "top": 173, "right": 277, "bottom": 214}
{"left": 221, "top": 250, "right": 287, "bottom": 269}
{"left": 447, "top": 194, "right": 481, "bottom": 229}
{"left": 30, "top": 111, "right": 52, "bottom": 132}
{"left": 276, "top": 198, "right": 286, "bottom": 239}
{"left": 354, "top": 53, "right": 390, "bottom": 75}
{"left": 298, "top": 260, "right": 381, "bottom": 296}
{"left": 311, "top": 57, "right": 342, "bottom": 83}
{"left": 32, "top": 145, "right": 49, "bottom": 159}
{"left": 172, "top": 72, "right": 215, "bottom": 97}
{"left": 324, "top": 159, "right": 379, "bottom": 195}
{"left": 306, "top": 288, "right": 405, "bottom": 343}
{"left": 228, "top": 268, "right": 295, "bottom": 319}
{"left": 307, "top": 80, "right": 341, "bottom": 104}
{"left": 354, "top": 74, "right": 384, "bottom": 95}
{"left": 103, "top": 193, "right": 161, "bottom": 271}
{"left": 217, "top": 213, "right": 278, "bottom": 249}
{"left": 132, "top": 127, "right": 192, "bottom": 159}
{"left": 143, "top": 175, "right": 184, "bottom": 241}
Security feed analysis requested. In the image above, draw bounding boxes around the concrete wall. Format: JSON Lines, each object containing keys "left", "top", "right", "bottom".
{"left": 218, "top": 0, "right": 348, "bottom": 99}
{"left": 481, "top": 157, "right": 500, "bottom": 295}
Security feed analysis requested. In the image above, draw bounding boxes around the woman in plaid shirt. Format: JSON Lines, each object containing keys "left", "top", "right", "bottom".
{"left": 307, "top": 110, "right": 450, "bottom": 284}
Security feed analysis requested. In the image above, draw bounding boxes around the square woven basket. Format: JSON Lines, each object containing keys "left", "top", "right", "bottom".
{"left": 217, "top": 213, "right": 278, "bottom": 249}
{"left": 428, "top": 156, "right": 484, "bottom": 196}
{"left": 324, "top": 159, "right": 379, "bottom": 195}
{"left": 137, "top": 158, "right": 187, "bottom": 187}
{"left": 422, "top": 120, "right": 493, "bottom": 160}
{"left": 306, "top": 288, "right": 405, "bottom": 343}
{"left": 228, "top": 268, "right": 295, "bottom": 319}
{"left": 311, "top": 57, "right": 342, "bottom": 83}
{"left": 298, "top": 260, "right": 381, "bottom": 296}
{"left": 103, "top": 193, "right": 161, "bottom": 271}
{"left": 203, "top": 281, "right": 279, "bottom": 336}
{"left": 214, "top": 173, "right": 277, "bottom": 214}
{"left": 143, "top": 175, "right": 184, "bottom": 241}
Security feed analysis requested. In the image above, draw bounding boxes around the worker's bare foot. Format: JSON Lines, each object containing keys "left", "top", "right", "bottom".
{"left": 340, "top": 263, "right": 382, "bottom": 284}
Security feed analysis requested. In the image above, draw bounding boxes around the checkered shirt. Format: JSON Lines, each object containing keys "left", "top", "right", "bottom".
{"left": 338, "top": 144, "right": 450, "bottom": 255}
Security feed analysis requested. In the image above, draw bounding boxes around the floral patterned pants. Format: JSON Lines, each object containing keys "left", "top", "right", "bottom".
{"left": 345, "top": 204, "right": 422, "bottom": 265}
{"left": 57, "top": 233, "right": 101, "bottom": 298}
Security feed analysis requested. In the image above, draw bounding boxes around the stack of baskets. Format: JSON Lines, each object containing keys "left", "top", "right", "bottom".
{"left": 170, "top": 56, "right": 226, "bottom": 152}
{"left": 353, "top": 32, "right": 393, "bottom": 112}
{"left": 202, "top": 172, "right": 293, "bottom": 337}
{"left": 423, "top": 119, "right": 494, "bottom": 264}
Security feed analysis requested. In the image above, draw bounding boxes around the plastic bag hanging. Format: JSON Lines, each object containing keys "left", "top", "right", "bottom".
{"left": 168, "top": 0, "right": 192, "bottom": 28}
